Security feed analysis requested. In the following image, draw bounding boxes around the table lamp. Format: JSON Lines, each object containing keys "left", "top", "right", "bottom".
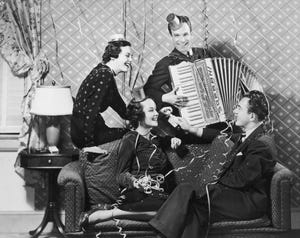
{"left": 30, "top": 85, "right": 73, "bottom": 153}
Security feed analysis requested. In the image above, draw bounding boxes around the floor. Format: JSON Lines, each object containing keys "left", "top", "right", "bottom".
{"left": 1, "top": 230, "right": 300, "bottom": 238}
{"left": 0, "top": 233, "right": 61, "bottom": 238}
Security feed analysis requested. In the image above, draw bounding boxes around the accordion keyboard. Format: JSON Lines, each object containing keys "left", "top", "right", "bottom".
{"left": 169, "top": 62, "right": 207, "bottom": 127}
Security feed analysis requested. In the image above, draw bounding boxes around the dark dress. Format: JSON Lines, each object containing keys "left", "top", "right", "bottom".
{"left": 116, "top": 131, "right": 176, "bottom": 211}
{"left": 71, "top": 63, "right": 128, "bottom": 149}
{"left": 149, "top": 125, "right": 277, "bottom": 238}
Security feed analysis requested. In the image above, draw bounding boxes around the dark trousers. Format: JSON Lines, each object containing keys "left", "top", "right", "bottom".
{"left": 149, "top": 183, "right": 208, "bottom": 238}
{"left": 149, "top": 182, "right": 265, "bottom": 238}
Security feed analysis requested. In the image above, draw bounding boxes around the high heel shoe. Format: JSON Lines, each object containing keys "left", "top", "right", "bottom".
{"left": 78, "top": 211, "right": 89, "bottom": 231}
{"left": 79, "top": 204, "right": 113, "bottom": 231}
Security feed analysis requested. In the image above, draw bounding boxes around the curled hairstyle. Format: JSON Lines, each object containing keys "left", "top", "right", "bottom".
{"left": 102, "top": 40, "right": 131, "bottom": 64}
{"left": 126, "top": 97, "right": 151, "bottom": 129}
{"left": 167, "top": 14, "right": 192, "bottom": 35}
{"left": 243, "top": 90, "right": 269, "bottom": 122}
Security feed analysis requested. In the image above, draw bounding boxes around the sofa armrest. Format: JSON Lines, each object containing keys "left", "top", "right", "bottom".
{"left": 58, "top": 160, "right": 85, "bottom": 232}
{"left": 270, "top": 162, "right": 295, "bottom": 230}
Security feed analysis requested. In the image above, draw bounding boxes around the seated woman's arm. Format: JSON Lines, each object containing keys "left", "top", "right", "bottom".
{"left": 116, "top": 133, "right": 138, "bottom": 189}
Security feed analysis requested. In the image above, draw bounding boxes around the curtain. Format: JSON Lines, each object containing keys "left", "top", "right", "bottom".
{"left": 0, "top": 0, "right": 49, "bottom": 152}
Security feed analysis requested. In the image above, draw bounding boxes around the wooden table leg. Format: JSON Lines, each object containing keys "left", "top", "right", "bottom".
{"left": 29, "top": 170, "right": 65, "bottom": 238}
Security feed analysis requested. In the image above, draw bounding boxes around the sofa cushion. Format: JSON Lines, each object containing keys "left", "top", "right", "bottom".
{"left": 166, "top": 135, "right": 233, "bottom": 197}
{"left": 211, "top": 215, "right": 271, "bottom": 229}
{"left": 93, "top": 219, "right": 152, "bottom": 231}
{"left": 84, "top": 215, "right": 270, "bottom": 234}
{"left": 81, "top": 140, "right": 122, "bottom": 207}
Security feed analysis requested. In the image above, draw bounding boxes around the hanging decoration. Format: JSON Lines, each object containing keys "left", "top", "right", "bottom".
{"left": 48, "top": 0, "right": 64, "bottom": 82}
{"left": 122, "top": 0, "right": 147, "bottom": 100}
{"left": 202, "top": 0, "right": 209, "bottom": 57}
{"left": 71, "top": 0, "right": 102, "bottom": 62}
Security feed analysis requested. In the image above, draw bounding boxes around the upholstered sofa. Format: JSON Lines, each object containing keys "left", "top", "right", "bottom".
{"left": 58, "top": 141, "right": 294, "bottom": 238}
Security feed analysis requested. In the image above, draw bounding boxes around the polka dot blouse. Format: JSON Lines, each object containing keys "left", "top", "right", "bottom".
{"left": 71, "top": 63, "right": 128, "bottom": 148}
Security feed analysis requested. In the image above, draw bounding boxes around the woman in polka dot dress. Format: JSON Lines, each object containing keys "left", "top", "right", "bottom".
{"left": 71, "top": 35, "right": 132, "bottom": 149}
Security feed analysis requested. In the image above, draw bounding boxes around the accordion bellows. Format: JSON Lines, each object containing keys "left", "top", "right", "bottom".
{"left": 169, "top": 57, "right": 262, "bottom": 127}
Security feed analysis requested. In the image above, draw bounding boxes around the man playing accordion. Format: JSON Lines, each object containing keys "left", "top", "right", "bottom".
{"left": 143, "top": 13, "right": 232, "bottom": 143}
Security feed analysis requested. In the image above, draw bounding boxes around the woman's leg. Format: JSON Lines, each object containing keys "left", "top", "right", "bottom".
{"left": 88, "top": 208, "right": 157, "bottom": 224}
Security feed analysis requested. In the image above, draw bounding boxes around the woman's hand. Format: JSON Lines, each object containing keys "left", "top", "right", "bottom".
{"left": 171, "top": 137, "right": 182, "bottom": 149}
{"left": 133, "top": 179, "right": 145, "bottom": 192}
{"left": 160, "top": 106, "right": 173, "bottom": 117}
{"left": 82, "top": 146, "right": 108, "bottom": 154}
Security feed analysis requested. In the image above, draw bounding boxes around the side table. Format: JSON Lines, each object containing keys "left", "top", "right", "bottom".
{"left": 20, "top": 150, "right": 78, "bottom": 238}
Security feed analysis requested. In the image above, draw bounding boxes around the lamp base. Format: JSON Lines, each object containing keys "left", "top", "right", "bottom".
{"left": 46, "top": 124, "right": 60, "bottom": 148}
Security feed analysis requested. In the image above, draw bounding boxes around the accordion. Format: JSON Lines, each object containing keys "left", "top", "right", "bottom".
{"left": 169, "top": 57, "right": 262, "bottom": 128}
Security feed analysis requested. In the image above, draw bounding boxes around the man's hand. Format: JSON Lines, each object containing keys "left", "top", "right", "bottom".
{"left": 177, "top": 117, "right": 204, "bottom": 137}
{"left": 177, "top": 117, "right": 191, "bottom": 131}
{"left": 162, "top": 87, "right": 188, "bottom": 108}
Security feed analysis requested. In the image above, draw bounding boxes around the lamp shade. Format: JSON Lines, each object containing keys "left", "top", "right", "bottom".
{"left": 30, "top": 86, "right": 73, "bottom": 116}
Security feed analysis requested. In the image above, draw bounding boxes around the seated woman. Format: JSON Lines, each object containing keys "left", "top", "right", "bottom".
{"left": 116, "top": 97, "right": 184, "bottom": 211}
{"left": 71, "top": 34, "right": 132, "bottom": 149}
{"left": 79, "top": 97, "right": 184, "bottom": 227}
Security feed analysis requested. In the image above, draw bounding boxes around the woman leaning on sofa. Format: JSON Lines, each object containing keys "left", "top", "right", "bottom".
{"left": 71, "top": 34, "right": 132, "bottom": 149}
{"left": 78, "top": 97, "right": 186, "bottom": 229}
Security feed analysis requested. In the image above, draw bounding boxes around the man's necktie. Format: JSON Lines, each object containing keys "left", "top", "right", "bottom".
{"left": 241, "top": 133, "right": 246, "bottom": 142}
{"left": 236, "top": 133, "right": 246, "bottom": 147}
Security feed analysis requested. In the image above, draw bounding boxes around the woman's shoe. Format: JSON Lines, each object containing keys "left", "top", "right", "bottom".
{"left": 79, "top": 204, "right": 113, "bottom": 231}
{"left": 78, "top": 212, "right": 89, "bottom": 231}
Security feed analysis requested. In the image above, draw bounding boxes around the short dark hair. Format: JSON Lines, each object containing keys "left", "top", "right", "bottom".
{"left": 167, "top": 14, "right": 192, "bottom": 35}
{"left": 102, "top": 40, "right": 131, "bottom": 64}
{"left": 126, "top": 97, "right": 152, "bottom": 129}
{"left": 243, "top": 90, "right": 269, "bottom": 121}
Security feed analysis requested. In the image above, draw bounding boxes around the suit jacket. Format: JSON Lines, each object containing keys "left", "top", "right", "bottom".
{"left": 147, "top": 125, "right": 277, "bottom": 237}
{"left": 212, "top": 124, "right": 277, "bottom": 217}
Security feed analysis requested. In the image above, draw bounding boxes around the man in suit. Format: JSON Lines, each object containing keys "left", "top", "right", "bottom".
{"left": 149, "top": 90, "right": 277, "bottom": 238}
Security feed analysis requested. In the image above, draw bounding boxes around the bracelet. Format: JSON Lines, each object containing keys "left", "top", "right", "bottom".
{"left": 133, "top": 179, "right": 139, "bottom": 188}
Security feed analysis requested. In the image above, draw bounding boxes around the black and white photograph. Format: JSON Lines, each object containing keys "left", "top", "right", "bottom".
{"left": 0, "top": 0, "right": 299, "bottom": 237}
